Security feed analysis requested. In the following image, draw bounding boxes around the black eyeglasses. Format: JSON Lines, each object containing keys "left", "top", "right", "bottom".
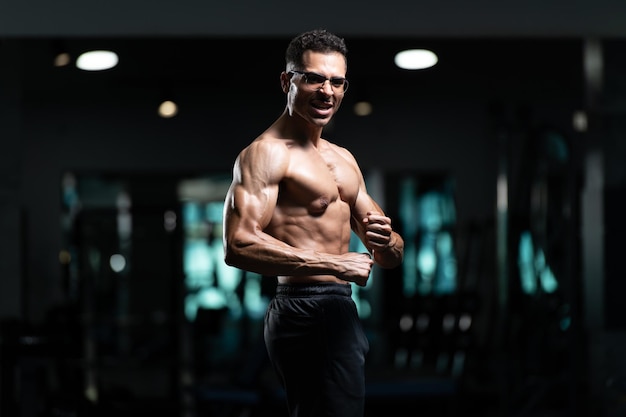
{"left": 289, "top": 70, "right": 349, "bottom": 93}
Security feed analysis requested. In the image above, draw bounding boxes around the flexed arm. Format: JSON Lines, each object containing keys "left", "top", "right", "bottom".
{"left": 336, "top": 148, "right": 404, "bottom": 269}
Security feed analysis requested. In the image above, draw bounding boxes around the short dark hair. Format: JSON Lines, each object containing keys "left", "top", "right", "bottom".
{"left": 285, "top": 29, "right": 348, "bottom": 69}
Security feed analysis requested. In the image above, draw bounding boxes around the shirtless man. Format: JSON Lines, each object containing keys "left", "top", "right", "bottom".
{"left": 223, "top": 29, "right": 404, "bottom": 417}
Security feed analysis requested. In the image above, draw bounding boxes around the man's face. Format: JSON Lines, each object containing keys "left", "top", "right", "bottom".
{"left": 283, "top": 50, "right": 348, "bottom": 128}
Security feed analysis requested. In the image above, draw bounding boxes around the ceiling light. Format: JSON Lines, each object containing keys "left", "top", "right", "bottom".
{"left": 159, "top": 100, "right": 179, "bottom": 118}
{"left": 354, "top": 101, "right": 373, "bottom": 116}
{"left": 394, "top": 49, "right": 438, "bottom": 70}
{"left": 76, "top": 50, "right": 119, "bottom": 71}
{"left": 54, "top": 52, "right": 71, "bottom": 67}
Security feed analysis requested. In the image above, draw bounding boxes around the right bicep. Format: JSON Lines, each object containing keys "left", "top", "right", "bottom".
{"left": 227, "top": 181, "right": 277, "bottom": 234}
{"left": 224, "top": 141, "right": 288, "bottom": 237}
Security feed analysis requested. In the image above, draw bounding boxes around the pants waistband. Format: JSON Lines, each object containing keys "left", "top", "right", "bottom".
{"left": 276, "top": 283, "right": 352, "bottom": 297}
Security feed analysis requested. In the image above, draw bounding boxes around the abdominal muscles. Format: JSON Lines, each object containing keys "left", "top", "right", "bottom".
{"left": 268, "top": 197, "right": 352, "bottom": 255}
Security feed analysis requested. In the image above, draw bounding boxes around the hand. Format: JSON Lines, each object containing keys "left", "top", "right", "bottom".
{"left": 363, "top": 211, "right": 394, "bottom": 253}
{"left": 336, "top": 252, "right": 374, "bottom": 287}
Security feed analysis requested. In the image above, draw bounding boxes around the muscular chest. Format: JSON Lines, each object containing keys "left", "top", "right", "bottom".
{"left": 281, "top": 147, "right": 359, "bottom": 213}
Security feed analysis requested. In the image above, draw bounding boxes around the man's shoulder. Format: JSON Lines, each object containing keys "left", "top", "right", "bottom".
{"left": 239, "top": 135, "right": 291, "bottom": 166}
{"left": 245, "top": 134, "right": 291, "bottom": 153}
{"left": 322, "top": 139, "right": 356, "bottom": 161}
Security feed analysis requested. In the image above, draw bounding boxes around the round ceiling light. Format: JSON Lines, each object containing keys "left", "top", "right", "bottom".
{"left": 76, "top": 50, "right": 119, "bottom": 71}
{"left": 394, "top": 49, "right": 438, "bottom": 70}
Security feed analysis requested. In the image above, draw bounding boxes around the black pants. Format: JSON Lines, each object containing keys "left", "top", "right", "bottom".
{"left": 264, "top": 283, "right": 370, "bottom": 417}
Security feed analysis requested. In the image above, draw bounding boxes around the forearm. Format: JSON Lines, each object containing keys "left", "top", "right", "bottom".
{"left": 373, "top": 231, "right": 404, "bottom": 269}
{"left": 224, "top": 237, "right": 336, "bottom": 277}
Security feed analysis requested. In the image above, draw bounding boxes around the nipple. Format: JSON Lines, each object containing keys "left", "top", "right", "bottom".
{"left": 309, "top": 197, "right": 330, "bottom": 217}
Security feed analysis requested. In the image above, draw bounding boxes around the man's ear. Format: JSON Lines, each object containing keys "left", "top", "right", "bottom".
{"left": 280, "top": 72, "right": 290, "bottom": 93}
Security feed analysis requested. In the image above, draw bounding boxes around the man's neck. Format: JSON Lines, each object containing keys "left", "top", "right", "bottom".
{"left": 277, "top": 110, "right": 324, "bottom": 145}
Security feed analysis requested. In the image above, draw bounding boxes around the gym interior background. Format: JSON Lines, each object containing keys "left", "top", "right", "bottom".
{"left": 1, "top": 2, "right": 626, "bottom": 416}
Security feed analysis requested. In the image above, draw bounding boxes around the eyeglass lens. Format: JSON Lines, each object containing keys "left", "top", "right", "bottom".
{"left": 306, "top": 73, "right": 347, "bottom": 90}
{"left": 292, "top": 71, "right": 348, "bottom": 92}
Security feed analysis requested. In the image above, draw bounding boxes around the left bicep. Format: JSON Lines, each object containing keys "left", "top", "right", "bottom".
{"left": 333, "top": 144, "right": 386, "bottom": 243}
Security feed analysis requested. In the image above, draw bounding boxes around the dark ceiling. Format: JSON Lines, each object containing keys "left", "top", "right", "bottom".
{"left": 3, "top": 0, "right": 626, "bottom": 38}
{"left": 10, "top": 36, "right": 586, "bottom": 107}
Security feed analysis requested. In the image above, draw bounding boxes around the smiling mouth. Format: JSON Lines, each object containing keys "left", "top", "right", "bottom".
{"left": 312, "top": 101, "right": 333, "bottom": 111}
{"left": 311, "top": 106, "right": 332, "bottom": 118}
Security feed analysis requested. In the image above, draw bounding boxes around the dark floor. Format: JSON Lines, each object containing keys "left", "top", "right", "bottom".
{"left": 30, "top": 381, "right": 580, "bottom": 417}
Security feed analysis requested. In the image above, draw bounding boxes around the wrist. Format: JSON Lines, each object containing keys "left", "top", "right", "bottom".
{"left": 381, "top": 238, "right": 396, "bottom": 252}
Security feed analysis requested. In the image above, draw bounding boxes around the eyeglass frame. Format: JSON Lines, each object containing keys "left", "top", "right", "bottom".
{"left": 288, "top": 70, "right": 349, "bottom": 93}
